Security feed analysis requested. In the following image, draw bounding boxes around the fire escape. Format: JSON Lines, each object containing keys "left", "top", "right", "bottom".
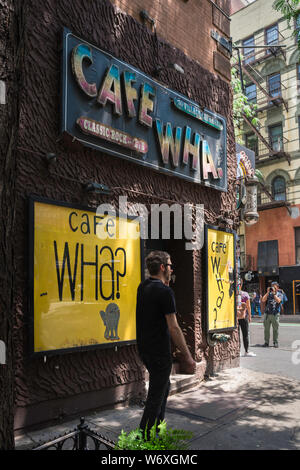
{"left": 233, "top": 28, "right": 291, "bottom": 210}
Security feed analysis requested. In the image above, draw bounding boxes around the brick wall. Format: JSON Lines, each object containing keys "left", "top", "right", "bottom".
{"left": 246, "top": 205, "right": 300, "bottom": 268}
{"left": 110, "top": 0, "right": 231, "bottom": 80}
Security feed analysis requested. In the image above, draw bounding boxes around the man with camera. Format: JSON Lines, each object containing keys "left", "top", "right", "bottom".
{"left": 262, "top": 281, "right": 283, "bottom": 348}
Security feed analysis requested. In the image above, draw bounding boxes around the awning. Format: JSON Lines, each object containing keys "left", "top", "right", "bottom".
{"left": 257, "top": 240, "right": 278, "bottom": 276}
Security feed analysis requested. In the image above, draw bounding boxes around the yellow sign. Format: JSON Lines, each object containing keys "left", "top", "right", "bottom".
{"left": 30, "top": 198, "right": 142, "bottom": 354}
{"left": 206, "top": 226, "right": 236, "bottom": 332}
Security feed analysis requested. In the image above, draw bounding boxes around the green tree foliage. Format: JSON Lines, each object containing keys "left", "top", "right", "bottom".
{"left": 273, "top": 0, "right": 300, "bottom": 48}
{"left": 273, "top": 0, "right": 300, "bottom": 25}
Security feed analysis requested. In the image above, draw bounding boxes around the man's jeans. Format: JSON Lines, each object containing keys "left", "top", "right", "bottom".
{"left": 264, "top": 313, "right": 280, "bottom": 344}
{"left": 139, "top": 353, "right": 172, "bottom": 437}
{"left": 251, "top": 303, "right": 261, "bottom": 317}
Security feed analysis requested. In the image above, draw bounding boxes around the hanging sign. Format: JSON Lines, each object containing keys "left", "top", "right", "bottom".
{"left": 205, "top": 225, "right": 236, "bottom": 332}
{"left": 61, "top": 29, "right": 227, "bottom": 191}
{"left": 29, "top": 196, "right": 143, "bottom": 355}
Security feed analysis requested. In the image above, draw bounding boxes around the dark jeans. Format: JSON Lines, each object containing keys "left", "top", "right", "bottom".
{"left": 139, "top": 353, "right": 172, "bottom": 437}
{"left": 238, "top": 318, "right": 249, "bottom": 353}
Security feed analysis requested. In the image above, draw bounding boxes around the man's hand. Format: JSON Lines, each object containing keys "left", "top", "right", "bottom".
{"left": 166, "top": 314, "right": 196, "bottom": 374}
{"left": 179, "top": 356, "right": 196, "bottom": 375}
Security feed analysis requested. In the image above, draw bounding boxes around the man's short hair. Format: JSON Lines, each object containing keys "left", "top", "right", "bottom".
{"left": 271, "top": 281, "right": 279, "bottom": 287}
{"left": 146, "top": 251, "right": 170, "bottom": 275}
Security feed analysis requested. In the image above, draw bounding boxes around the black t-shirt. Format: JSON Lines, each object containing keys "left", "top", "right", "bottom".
{"left": 136, "top": 278, "right": 176, "bottom": 357}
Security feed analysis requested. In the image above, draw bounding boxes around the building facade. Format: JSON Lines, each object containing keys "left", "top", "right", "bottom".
{"left": 231, "top": 0, "right": 300, "bottom": 314}
{"left": 1, "top": 0, "right": 239, "bottom": 438}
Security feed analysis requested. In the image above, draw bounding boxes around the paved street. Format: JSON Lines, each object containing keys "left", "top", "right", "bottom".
{"left": 241, "top": 318, "right": 300, "bottom": 381}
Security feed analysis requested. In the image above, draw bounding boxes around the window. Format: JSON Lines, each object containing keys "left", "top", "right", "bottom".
{"left": 295, "top": 228, "right": 300, "bottom": 264}
{"left": 245, "top": 133, "right": 258, "bottom": 155}
{"left": 272, "top": 176, "right": 286, "bottom": 201}
{"left": 268, "top": 72, "right": 281, "bottom": 98}
{"left": 245, "top": 83, "right": 257, "bottom": 103}
{"left": 243, "top": 36, "right": 255, "bottom": 64}
{"left": 266, "top": 24, "right": 279, "bottom": 47}
{"left": 257, "top": 240, "right": 278, "bottom": 275}
{"left": 269, "top": 124, "right": 283, "bottom": 151}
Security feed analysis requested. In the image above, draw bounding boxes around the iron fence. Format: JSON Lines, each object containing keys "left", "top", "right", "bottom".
{"left": 32, "top": 417, "right": 116, "bottom": 450}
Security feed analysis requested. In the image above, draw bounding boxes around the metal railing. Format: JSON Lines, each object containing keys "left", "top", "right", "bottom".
{"left": 32, "top": 417, "right": 116, "bottom": 450}
{"left": 242, "top": 29, "right": 286, "bottom": 66}
{"left": 246, "top": 134, "right": 289, "bottom": 161}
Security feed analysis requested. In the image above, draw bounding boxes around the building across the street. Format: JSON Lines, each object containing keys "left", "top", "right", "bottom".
{"left": 231, "top": 0, "right": 300, "bottom": 313}
{"left": 1, "top": 0, "right": 240, "bottom": 437}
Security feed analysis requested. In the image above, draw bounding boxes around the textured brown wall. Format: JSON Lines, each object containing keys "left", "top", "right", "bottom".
{"left": 9, "top": 0, "right": 239, "bottom": 430}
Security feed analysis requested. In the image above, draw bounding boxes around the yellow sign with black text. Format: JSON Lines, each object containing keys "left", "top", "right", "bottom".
{"left": 30, "top": 199, "right": 142, "bottom": 354}
{"left": 207, "top": 227, "right": 236, "bottom": 332}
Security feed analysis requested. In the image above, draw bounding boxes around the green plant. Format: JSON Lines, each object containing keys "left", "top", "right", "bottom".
{"left": 273, "top": 0, "right": 300, "bottom": 26}
{"left": 114, "top": 420, "right": 193, "bottom": 450}
{"left": 273, "top": 0, "right": 300, "bottom": 51}
{"left": 231, "top": 58, "right": 260, "bottom": 144}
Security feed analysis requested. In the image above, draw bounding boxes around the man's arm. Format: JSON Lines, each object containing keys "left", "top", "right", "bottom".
{"left": 262, "top": 289, "right": 269, "bottom": 303}
{"left": 274, "top": 293, "right": 282, "bottom": 304}
{"left": 166, "top": 313, "right": 196, "bottom": 374}
{"left": 246, "top": 298, "right": 251, "bottom": 322}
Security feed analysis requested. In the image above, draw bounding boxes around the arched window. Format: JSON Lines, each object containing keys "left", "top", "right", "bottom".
{"left": 272, "top": 176, "right": 286, "bottom": 201}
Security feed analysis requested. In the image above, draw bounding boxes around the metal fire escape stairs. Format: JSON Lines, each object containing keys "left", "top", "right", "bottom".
{"left": 233, "top": 42, "right": 291, "bottom": 166}
{"left": 233, "top": 42, "right": 291, "bottom": 212}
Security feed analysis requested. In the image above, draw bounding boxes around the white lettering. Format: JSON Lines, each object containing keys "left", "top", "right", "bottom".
{"left": 100, "top": 456, "right": 136, "bottom": 467}
{"left": 0, "top": 80, "right": 6, "bottom": 104}
{"left": 0, "top": 340, "right": 6, "bottom": 365}
{"left": 291, "top": 340, "right": 300, "bottom": 365}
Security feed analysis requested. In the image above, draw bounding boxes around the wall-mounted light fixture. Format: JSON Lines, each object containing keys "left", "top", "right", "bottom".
{"left": 153, "top": 63, "right": 185, "bottom": 77}
{"left": 45, "top": 153, "right": 57, "bottom": 164}
{"left": 217, "top": 215, "right": 234, "bottom": 228}
{"left": 84, "top": 182, "right": 111, "bottom": 195}
{"left": 140, "top": 10, "right": 156, "bottom": 28}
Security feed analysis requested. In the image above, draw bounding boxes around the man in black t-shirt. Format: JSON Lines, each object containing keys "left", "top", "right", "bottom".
{"left": 136, "top": 251, "right": 195, "bottom": 436}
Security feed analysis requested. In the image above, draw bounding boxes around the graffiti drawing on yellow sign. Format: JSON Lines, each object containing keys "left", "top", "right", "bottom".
{"left": 206, "top": 226, "right": 236, "bottom": 332}
{"left": 29, "top": 197, "right": 142, "bottom": 355}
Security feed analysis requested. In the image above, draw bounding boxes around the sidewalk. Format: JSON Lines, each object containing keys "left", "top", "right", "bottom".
{"left": 15, "top": 366, "right": 300, "bottom": 450}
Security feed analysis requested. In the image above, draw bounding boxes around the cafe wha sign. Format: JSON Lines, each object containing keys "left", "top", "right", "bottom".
{"left": 61, "top": 29, "right": 227, "bottom": 192}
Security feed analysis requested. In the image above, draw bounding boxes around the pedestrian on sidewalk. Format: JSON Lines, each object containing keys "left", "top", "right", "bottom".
{"left": 262, "top": 281, "right": 283, "bottom": 348}
{"left": 278, "top": 288, "right": 288, "bottom": 315}
{"left": 237, "top": 280, "right": 256, "bottom": 357}
{"left": 251, "top": 291, "right": 262, "bottom": 317}
{"left": 136, "top": 251, "right": 196, "bottom": 438}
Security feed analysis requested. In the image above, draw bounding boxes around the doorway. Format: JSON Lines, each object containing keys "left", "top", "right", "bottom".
{"left": 293, "top": 280, "right": 300, "bottom": 314}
